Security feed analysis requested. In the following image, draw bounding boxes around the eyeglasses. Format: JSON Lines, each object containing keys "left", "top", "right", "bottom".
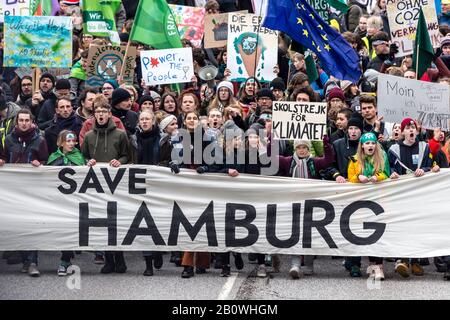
{"left": 22, "top": 83, "right": 32, "bottom": 87}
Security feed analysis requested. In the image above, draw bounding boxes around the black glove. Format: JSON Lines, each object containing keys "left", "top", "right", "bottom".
{"left": 434, "top": 47, "right": 443, "bottom": 61}
{"left": 169, "top": 161, "right": 180, "bottom": 174}
{"left": 196, "top": 166, "right": 209, "bottom": 174}
{"left": 389, "top": 43, "right": 399, "bottom": 60}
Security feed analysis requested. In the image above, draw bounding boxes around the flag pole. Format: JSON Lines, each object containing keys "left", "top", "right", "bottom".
{"left": 415, "top": 42, "right": 419, "bottom": 80}
{"left": 118, "top": 40, "right": 131, "bottom": 84}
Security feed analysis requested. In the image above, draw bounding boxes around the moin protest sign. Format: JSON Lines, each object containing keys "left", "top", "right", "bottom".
{"left": 386, "top": 0, "right": 441, "bottom": 57}
{"left": 377, "top": 74, "right": 450, "bottom": 130}
{"left": 272, "top": 101, "right": 327, "bottom": 140}
{"left": 85, "top": 45, "right": 137, "bottom": 87}
{"left": 227, "top": 13, "right": 278, "bottom": 82}
{"left": 140, "top": 48, "right": 194, "bottom": 86}
{"left": 1, "top": 165, "right": 450, "bottom": 258}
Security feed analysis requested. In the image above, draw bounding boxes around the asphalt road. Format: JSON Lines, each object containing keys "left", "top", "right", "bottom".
{"left": 1, "top": 251, "right": 449, "bottom": 300}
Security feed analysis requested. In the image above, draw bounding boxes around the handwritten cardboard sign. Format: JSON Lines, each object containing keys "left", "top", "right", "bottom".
{"left": 386, "top": 0, "right": 441, "bottom": 57}
{"left": 4, "top": 15, "right": 72, "bottom": 68}
{"left": 272, "top": 101, "right": 327, "bottom": 140}
{"left": 140, "top": 48, "right": 194, "bottom": 86}
{"left": 377, "top": 74, "right": 450, "bottom": 130}
{"left": 85, "top": 45, "right": 137, "bottom": 87}
{"left": 204, "top": 11, "right": 247, "bottom": 49}
{"left": 227, "top": 13, "right": 278, "bottom": 83}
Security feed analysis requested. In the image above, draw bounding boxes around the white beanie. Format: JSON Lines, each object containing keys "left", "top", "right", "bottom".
{"left": 159, "top": 114, "right": 177, "bottom": 132}
{"left": 217, "top": 81, "right": 234, "bottom": 96}
{"left": 294, "top": 140, "right": 311, "bottom": 150}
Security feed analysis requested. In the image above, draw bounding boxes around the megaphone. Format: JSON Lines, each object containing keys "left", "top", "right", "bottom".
{"left": 198, "top": 65, "right": 218, "bottom": 88}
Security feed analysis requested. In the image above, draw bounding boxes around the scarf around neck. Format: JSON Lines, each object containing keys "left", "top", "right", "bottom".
{"left": 292, "top": 153, "right": 310, "bottom": 178}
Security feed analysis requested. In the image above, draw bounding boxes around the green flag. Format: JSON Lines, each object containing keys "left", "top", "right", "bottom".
{"left": 129, "top": 0, "right": 182, "bottom": 49}
{"left": 82, "top": 0, "right": 121, "bottom": 43}
{"left": 412, "top": 8, "right": 434, "bottom": 79}
{"left": 325, "top": 0, "right": 349, "bottom": 13}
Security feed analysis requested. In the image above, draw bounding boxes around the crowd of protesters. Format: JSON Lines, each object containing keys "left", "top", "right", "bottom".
{"left": 1, "top": 0, "right": 450, "bottom": 282}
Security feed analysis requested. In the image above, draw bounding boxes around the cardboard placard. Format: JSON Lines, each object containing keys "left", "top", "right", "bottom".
{"left": 85, "top": 45, "right": 137, "bottom": 87}
{"left": 377, "top": 74, "right": 450, "bottom": 130}
{"left": 272, "top": 101, "right": 327, "bottom": 140}
{"left": 140, "top": 48, "right": 194, "bottom": 86}
{"left": 227, "top": 13, "right": 278, "bottom": 83}
{"left": 204, "top": 11, "right": 247, "bottom": 49}
{"left": 386, "top": 0, "right": 441, "bottom": 57}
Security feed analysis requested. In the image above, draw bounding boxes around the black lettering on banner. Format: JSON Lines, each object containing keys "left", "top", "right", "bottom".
{"left": 129, "top": 168, "right": 147, "bottom": 194}
{"left": 58, "top": 168, "right": 77, "bottom": 194}
{"left": 79, "top": 201, "right": 117, "bottom": 246}
{"left": 79, "top": 167, "right": 105, "bottom": 193}
{"left": 168, "top": 201, "right": 218, "bottom": 246}
{"left": 100, "top": 167, "right": 126, "bottom": 194}
{"left": 122, "top": 202, "right": 166, "bottom": 246}
{"left": 225, "top": 203, "right": 259, "bottom": 247}
{"left": 340, "top": 200, "right": 386, "bottom": 245}
{"left": 303, "top": 200, "right": 338, "bottom": 248}
{"left": 266, "top": 203, "right": 300, "bottom": 248}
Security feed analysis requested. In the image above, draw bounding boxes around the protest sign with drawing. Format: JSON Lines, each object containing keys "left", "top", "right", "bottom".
{"left": 140, "top": 48, "right": 194, "bottom": 86}
{"left": 3, "top": 15, "right": 72, "bottom": 68}
{"left": 85, "top": 45, "right": 137, "bottom": 87}
{"left": 377, "top": 74, "right": 450, "bottom": 130}
{"left": 168, "top": 4, "right": 205, "bottom": 48}
{"left": 272, "top": 101, "right": 328, "bottom": 140}
{"left": 227, "top": 13, "right": 278, "bottom": 83}
{"left": 204, "top": 11, "right": 247, "bottom": 49}
{"left": 386, "top": 0, "right": 441, "bottom": 57}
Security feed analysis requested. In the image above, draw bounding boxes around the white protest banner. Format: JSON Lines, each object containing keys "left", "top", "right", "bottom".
{"left": 140, "top": 48, "right": 194, "bottom": 86}
{"left": 2, "top": 165, "right": 450, "bottom": 257}
{"left": 227, "top": 13, "right": 278, "bottom": 83}
{"left": 377, "top": 74, "right": 450, "bottom": 130}
{"left": 86, "top": 45, "right": 137, "bottom": 87}
{"left": 386, "top": 0, "right": 441, "bottom": 57}
{"left": 272, "top": 101, "right": 327, "bottom": 140}
{"left": 0, "top": 0, "right": 30, "bottom": 23}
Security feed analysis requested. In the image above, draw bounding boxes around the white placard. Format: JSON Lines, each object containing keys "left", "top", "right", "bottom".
{"left": 272, "top": 101, "right": 327, "bottom": 140}
{"left": 377, "top": 74, "right": 450, "bottom": 130}
{"left": 140, "top": 48, "right": 194, "bottom": 86}
{"left": 0, "top": 0, "right": 30, "bottom": 23}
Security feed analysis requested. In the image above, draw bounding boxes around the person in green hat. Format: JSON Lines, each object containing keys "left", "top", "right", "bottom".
{"left": 47, "top": 130, "right": 85, "bottom": 276}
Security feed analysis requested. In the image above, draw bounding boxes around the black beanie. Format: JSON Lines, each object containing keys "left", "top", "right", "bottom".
{"left": 111, "top": 88, "right": 131, "bottom": 107}
{"left": 55, "top": 79, "right": 71, "bottom": 90}
{"left": 40, "top": 73, "right": 56, "bottom": 86}
{"left": 347, "top": 114, "right": 364, "bottom": 132}
{"left": 270, "top": 77, "right": 286, "bottom": 92}
{"left": 138, "top": 95, "right": 154, "bottom": 107}
{"left": 256, "top": 88, "right": 275, "bottom": 101}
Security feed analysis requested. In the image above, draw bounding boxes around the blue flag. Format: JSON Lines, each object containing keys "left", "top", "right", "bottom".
{"left": 262, "top": 0, "right": 361, "bottom": 82}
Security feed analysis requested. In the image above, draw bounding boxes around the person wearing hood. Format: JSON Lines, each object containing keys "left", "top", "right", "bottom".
{"left": 16, "top": 76, "right": 33, "bottom": 108}
{"left": 47, "top": 130, "right": 86, "bottom": 276}
{"left": 82, "top": 94, "right": 129, "bottom": 275}
{"left": 0, "top": 109, "right": 48, "bottom": 277}
{"left": 111, "top": 88, "right": 139, "bottom": 137}
{"left": 38, "top": 78, "right": 75, "bottom": 130}
{"left": 30, "top": 73, "right": 56, "bottom": 121}
{"left": 44, "top": 97, "right": 83, "bottom": 154}
{"left": 0, "top": 91, "right": 21, "bottom": 149}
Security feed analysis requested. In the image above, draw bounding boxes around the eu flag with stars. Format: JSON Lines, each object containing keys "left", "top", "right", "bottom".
{"left": 262, "top": 0, "right": 361, "bottom": 82}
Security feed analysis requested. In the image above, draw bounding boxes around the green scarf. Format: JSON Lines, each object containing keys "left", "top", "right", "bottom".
{"left": 48, "top": 148, "right": 86, "bottom": 166}
{"left": 362, "top": 155, "right": 375, "bottom": 177}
